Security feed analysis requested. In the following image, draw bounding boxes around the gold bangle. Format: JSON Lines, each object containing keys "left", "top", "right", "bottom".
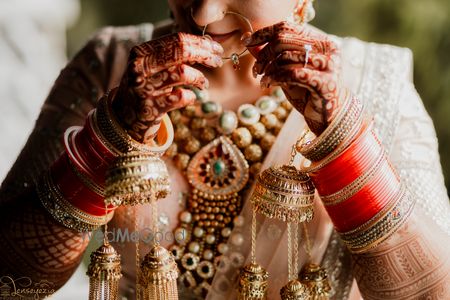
{"left": 338, "top": 185, "right": 416, "bottom": 253}
{"left": 104, "top": 152, "right": 171, "bottom": 206}
{"left": 90, "top": 108, "right": 122, "bottom": 156}
{"left": 95, "top": 89, "right": 174, "bottom": 155}
{"left": 300, "top": 114, "right": 368, "bottom": 173}
{"left": 36, "top": 172, "right": 113, "bottom": 232}
{"left": 297, "top": 92, "right": 364, "bottom": 162}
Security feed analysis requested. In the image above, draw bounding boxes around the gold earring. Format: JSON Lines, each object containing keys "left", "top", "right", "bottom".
{"left": 293, "top": 0, "right": 316, "bottom": 25}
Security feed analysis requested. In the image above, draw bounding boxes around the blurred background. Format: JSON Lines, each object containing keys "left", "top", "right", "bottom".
{"left": 66, "top": 0, "right": 450, "bottom": 193}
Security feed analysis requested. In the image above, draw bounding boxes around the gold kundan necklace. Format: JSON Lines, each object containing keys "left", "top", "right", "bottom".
{"left": 163, "top": 87, "right": 293, "bottom": 297}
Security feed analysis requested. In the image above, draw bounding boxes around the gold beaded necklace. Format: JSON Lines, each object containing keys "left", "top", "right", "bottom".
{"left": 164, "top": 87, "right": 293, "bottom": 297}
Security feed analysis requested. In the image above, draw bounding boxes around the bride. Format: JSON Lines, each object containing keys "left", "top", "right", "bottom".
{"left": 1, "top": 0, "right": 449, "bottom": 299}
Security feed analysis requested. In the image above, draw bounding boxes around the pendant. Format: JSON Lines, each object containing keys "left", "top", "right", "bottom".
{"left": 187, "top": 136, "right": 249, "bottom": 197}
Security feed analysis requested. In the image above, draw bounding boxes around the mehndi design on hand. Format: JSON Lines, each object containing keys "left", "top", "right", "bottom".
{"left": 246, "top": 21, "right": 343, "bottom": 136}
{"left": 113, "top": 32, "right": 224, "bottom": 143}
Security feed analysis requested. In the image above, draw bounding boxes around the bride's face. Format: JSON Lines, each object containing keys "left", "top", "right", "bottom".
{"left": 168, "top": 0, "right": 297, "bottom": 56}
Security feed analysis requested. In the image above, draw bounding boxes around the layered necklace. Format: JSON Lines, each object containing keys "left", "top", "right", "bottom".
{"left": 163, "top": 87, "right": 293, "bottom": 296}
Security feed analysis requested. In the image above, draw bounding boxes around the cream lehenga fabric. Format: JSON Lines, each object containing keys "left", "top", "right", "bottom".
{"left": 2, "top": 23, "right": 448, "bottom": 300}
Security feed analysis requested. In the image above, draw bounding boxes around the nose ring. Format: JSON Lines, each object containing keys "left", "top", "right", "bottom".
{"left": 201, "top": 11, "right": 254, "bottom": 70}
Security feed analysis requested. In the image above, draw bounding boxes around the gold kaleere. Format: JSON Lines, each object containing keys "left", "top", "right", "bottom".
{"left": 138, "top": 190, "right": 179, "bottom": 300}
{"left": 87, "top": 239, "right": 122, "bottom": 300}
{"left": 238, "top": 262, "right": 269, "bottom": 300}
{"left": 139, "top": 245, "right": 179, "bottom": 300}
{"left": 103, "top": 151, "right": 178, "bottom": 299}
{"left": 104, "top": 152, "right": 170, "bottom": 206}
{"left": 251, "top": 164, "right": 315, "bottom": 223}
{"left": 249, "top": 142, "right": 316, "bottom": 300}
{"left": 299, "top": 224, "right": 331, "bottom": 300}
{"left": 280, "top": 279, "right": 310, "bottom": 300}
{"left": 237, "top": 205, "right": 269, "bottom": 300}
{"left": 87, "top": 197, "right": 122, "bottom": 300}
{"left": 299, "top": 263, "right": 331, "bottom": 300}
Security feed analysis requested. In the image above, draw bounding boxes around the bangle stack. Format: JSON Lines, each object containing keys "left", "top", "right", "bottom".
{"left": 37, "top": 89, "right": 174, "bottom": 232}
{"left": 36, "top": 171, "right": 114, "bottom": 232}
{"left": 297, "top": 91, "right": 364, "bottom": 162}
{"left": 301, "top": 94, "right": 415, "bottom": 253}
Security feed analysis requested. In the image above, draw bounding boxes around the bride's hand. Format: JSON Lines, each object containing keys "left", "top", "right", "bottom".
{"left": 245, "top": 21, "right": 344, "bottom": 136}
{"left": 113, "top": 32, "right": 224, "bottom": 143}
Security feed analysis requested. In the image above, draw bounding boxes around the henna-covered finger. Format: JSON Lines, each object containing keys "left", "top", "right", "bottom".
{"left": 261, "top": 66, "right": 341, "bottom": 134}
{"left": 125, "top": 87, "right": 196, "bottom": 143}
{"left": 245, "top": 21, "right": 322, "bottom": 46}
{"left": 134, "top": 87, "right": 196, "bottom": 123}
{"left": 253, "top": 42, "right": 307, "bottom": 76}
{"left": 130, "top": 32, "right": 224, "bottom": 74}
{"left": 155, "top": 87, "right": 197, "bottom": 113}
{"left": 263, "top": 50, "right": 335, "bottom": 75}
{"left": 263, "top": 66, "right": 340, "bottom": 104}
{"left": 183, "top": 44, "right": 224, "bottom": 68}
{"left": 244, "top": 21, "right": 297, "bottom": 47}
{"left": 143, "top": 64, "right": 209, "bottom": 97}
{"left": 254, "top": 36, "right": 337, "bottom": 73}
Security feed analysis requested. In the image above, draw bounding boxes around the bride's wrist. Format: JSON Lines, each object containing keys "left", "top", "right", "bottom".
{"left": 95, "top": 88, "right": 174, "bottom": 155}
{"left": 298, "top": 90, "right": 364, "bottom": 162}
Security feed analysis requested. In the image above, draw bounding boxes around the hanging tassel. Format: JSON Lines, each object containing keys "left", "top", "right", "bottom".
{"left": 87, "top": 243, "right": 122, "bottom": 300}
{"left": 238, "top": 263, "right": 269, "bottom": 300}
{"left": 138, "top": 181, "right": 179, "bottom": 300}
{"left": 299, "top": 263, "right": 331, "bottom": 300}
{"left": 238, "top": 210, "right": 269, "bottom": 299}
{"left": 139, "top": 245, "right": 179, "bottom": 300}
{"left": 299, "top": 224, "right": 331, "bottom": 299}
{"left": 280, "top": 280, "right": 310, "bottom": 300}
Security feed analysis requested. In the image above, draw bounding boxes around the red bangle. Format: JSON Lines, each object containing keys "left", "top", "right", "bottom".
{"left": 50, "top": 152, "right": 113, "bottom": 216}
{"left": 66, "top": 126, "right": 105, "bottom": 187}
{"left": 84, "top": 110, "right": 117, "bottom": 162}
{"left": 307, "top": 121, "right": 403, "bottom": 232}
{"left": 310, "top": 124, "right": 382, "bottom": 195}
{"left": 324, "top": 157, "right": 400, "bottom": 231}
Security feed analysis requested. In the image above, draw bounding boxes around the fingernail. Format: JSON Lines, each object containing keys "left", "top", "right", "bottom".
{"left": 215, "top": 56, "right": 224, "bottom": 67}
{"left": 240, "top": 32, "right": 252, "bottom": 46}
{"left": 213, "top": 42, "right": 224, "bottom": 54}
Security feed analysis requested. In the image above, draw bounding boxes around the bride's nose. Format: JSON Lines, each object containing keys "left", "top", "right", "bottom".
{"left": 191, "top": 0, "right": 228, "bottom": 27}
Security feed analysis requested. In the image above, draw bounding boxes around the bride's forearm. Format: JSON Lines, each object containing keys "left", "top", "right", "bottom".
{"left": 0, "top": 187, "right": 89, "bottom": 293}
{"left": 352, "top": 210, "right": 450, "bottom": 299}
{"left": 302, "top": 105, "right": 450, "bottom": 299}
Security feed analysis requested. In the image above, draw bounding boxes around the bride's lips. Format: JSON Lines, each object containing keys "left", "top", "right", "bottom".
{"left": 205, "top": 30, "right": 240, "bottom": 43}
